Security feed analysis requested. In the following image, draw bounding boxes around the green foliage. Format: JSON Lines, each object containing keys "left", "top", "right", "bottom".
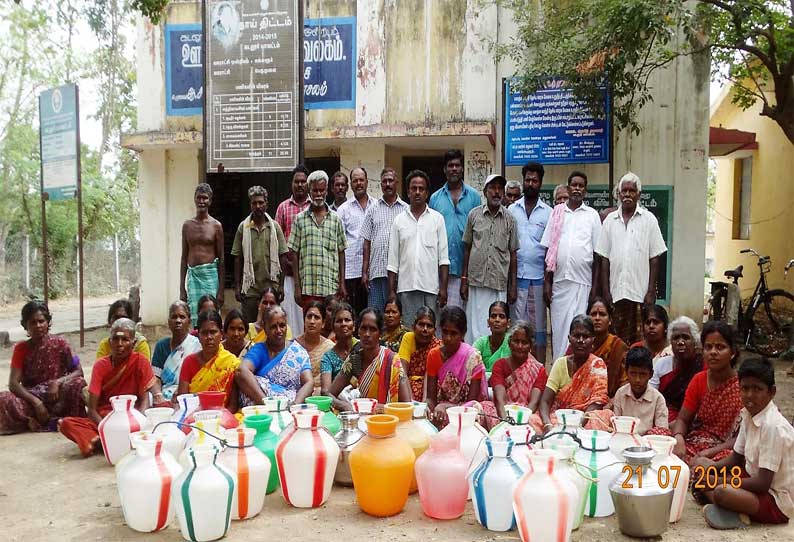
{"left": 493, "top": 0, "right": 794, "bottom": 143}
{"left": 130, "top": 0, "right": 168, "bottom": 24}
{"left": 1, "top": 0, "right": 140, "bottom": 299}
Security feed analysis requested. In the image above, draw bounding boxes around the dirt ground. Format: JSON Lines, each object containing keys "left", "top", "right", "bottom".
{"left": 1, "top": 327, "right": 793, "bottom": 542}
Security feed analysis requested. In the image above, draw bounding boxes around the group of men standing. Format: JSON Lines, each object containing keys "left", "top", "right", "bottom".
{"left": 180, "top": 149, "right": 667, "bottom": 360}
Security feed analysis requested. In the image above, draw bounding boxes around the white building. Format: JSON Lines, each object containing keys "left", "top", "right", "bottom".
{"left": 123, "top": 0, "right": 709, "bottom": 325}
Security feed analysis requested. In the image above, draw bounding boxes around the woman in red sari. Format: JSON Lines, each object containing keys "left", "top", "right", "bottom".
{"left": 651, "top": 320, "right": 742, "bottom": 466}
{"left": 490, "top": 321, "right": 547, "bottom": 418}
{"left": 0, "top": 301, "right": 85, "bottom": 434}
{"left": 59, "top": 318, "right": 155, "bottom": 457}
{"left": 532, "top": 315, "right": 613, "bottom": 433}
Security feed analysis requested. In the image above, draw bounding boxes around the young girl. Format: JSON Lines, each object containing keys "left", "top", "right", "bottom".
{"left": 472, "top": 301, "right": 512, "bottom": 372}
{"left": 222, "top": 309, "right": 251, "bottom": 358}
{"left": 425, "top": 306, "right": 496, "bottom": 428}
{"left": 397, "top": 306, "right": 440, "bottom": 401}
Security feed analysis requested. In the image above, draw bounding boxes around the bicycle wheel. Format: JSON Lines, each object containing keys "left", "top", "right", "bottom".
{"left": 746, "top": 290, "right": 794, "bottom": 357}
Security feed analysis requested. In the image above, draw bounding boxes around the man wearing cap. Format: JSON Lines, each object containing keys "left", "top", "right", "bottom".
{"left": 460, "top": 174, "right": 519, "bottom": 344}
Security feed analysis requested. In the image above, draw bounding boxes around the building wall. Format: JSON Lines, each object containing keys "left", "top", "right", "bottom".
{"left": 495, "top": 10, "right": 710, "bottom": 322}
{"left": 129, "top": 1, "right": 709, "bottom": 323}
{"left": 711, "top": 93, "right": 794, "bottom": 295}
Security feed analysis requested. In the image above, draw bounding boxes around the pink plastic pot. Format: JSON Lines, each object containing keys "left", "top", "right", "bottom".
{"left": 414, "top": 432, "right": 468, "bottom": 519}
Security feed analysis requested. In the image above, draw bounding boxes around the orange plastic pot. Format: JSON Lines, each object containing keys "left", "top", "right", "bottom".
{"left": 349, "top": 414, "right": 415, "bottom": 517}
{"left": 384, "top": 402, "right": 430, "bottom": 493}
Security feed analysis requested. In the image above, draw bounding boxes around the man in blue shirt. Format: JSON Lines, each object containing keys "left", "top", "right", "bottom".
{"left": 429, "top": 149, "right": 482, "bottom": 309}
{"left": 508, "top": 161, "right": 552, "bottom": 363}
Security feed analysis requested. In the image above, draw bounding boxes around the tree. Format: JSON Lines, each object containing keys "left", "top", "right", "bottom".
{"left": 494, "top": 0, "right": 794, "bottom": 144}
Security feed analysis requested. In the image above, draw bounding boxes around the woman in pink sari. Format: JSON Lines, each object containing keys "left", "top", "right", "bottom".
{"left": 426, "top": 306, "right": 496, "bottom": 429}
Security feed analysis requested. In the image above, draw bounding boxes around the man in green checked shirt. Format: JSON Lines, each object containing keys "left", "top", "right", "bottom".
{"left": 289, "top": 170, "right": 348, "bottom": 309}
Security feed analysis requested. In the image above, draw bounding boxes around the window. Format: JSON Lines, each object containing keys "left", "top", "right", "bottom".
{"left": 732, "top": 157, "right": 752, "bottom": 240}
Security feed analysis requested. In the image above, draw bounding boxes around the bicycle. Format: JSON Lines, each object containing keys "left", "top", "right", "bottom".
{"left": 706, "top": 249, "right": 794, "bottom": 357}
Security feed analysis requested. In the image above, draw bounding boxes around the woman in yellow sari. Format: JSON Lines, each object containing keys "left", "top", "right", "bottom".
{"left": 327, "top": 308, "right": 412, "bottom": 411}
{"left": 246, "top": 287, "right": 293, "bottom": 344}
{"left": 178, "top": 310, "right": 241, "bottom": 410}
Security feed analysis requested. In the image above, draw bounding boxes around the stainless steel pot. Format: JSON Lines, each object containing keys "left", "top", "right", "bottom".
{"left": 334, "top": 411, "right": 364, "bottom": 486}
{"left": 609, "top": 446, "right": 674, "bottom": 538}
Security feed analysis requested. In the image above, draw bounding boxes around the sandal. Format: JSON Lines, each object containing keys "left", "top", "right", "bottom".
{"left": 704, "top": 504, "right": 749, "bottom": 530}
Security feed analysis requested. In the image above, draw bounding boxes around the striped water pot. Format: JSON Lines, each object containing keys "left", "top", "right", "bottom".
{"left": 469, "top": 438, "right": 524, "bottom": 531}
{"left": 275, "top": 410, "right": 339, "bottom": 508}
{"left": 117, "top": 432, "right": 183, "bottom": 532}
{"left": 574, "top": 429, "right": 624, "bottom": 517}
{"left": 98, "top": 394, "right": 148, "bottom": 466}
{"left": 172, "top": 443, "right": 235, "bottom": 542}
{"left": 218, "top": 427, "right": 271, "bottom": 520}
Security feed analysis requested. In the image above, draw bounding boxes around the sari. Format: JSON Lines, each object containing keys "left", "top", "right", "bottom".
{"left": 630, "top": 340, "right": 672, "bottom": 367}
{"left": 427, "top": 342, "right": 497, "bottom": 428}
{"left": 241, "top": 340, "right": 311, "bottom": 404}
{"left": 530, "top": 354, "right": 613, "bottom": 433}
{"left": 648, "top": 373, "right": 742, "bottom": 465}
{"left": 473, "top": 334, "right": 511, "bottom": 371}
{"left": 59, "top": 352, "right": 155, "bottom": 456}
{"left": 381, "top": 325, "right": 409, "bottom": 353}
{"left": 187, "top": 344, "right": 240, "bottom": 403}
{"left": 296, "top": 335, "right": 334, "bottom": 388}
{"left": 340, "top": 343, "right": 404, "bottom": 404}
{"left": 490, "top": 355, "right": 546, "bottom": 405}
{"left": 320, "top": 338, "right": 359, "bottom": 381}
{"left": 567, "top": 334, "right": 628, "bottom": 397}
{"left": 0, "top": 335, "right": 85, "bottom": 434}
{"left": 651, "top": 353, "right": 703, "bottom": 422}
{"left": 398, "top": 332, "right": 441, "bottom": 401}
{"left": 151, "top": 334, "right": 201, "bottom": 400}
{"left": 96, "top": 332, "right": 151, "bottom": 360}
{"left": 246, "top": 322, "right": 293, "bottom": 344}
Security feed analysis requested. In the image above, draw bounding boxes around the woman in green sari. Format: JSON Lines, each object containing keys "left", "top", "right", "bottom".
{"left": 472, "top": 301, "right": 512, "bottom": 372}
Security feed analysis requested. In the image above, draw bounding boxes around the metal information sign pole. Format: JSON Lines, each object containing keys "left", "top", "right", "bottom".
{"left": 38, "top": 83, "right": 84, "bottom": 346}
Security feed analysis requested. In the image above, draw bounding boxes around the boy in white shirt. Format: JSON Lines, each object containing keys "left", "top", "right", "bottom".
{"left": 693, "top": 357, "right": 793, "bottom": 529}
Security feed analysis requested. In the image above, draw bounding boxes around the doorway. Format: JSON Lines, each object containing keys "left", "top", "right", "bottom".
{"left": 401, "top": 155, "right": 446, "bottom": 200}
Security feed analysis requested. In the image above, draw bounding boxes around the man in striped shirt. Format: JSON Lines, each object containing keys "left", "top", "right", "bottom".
{"left": 361, "top": 167, "right": 408, "bottom": 313}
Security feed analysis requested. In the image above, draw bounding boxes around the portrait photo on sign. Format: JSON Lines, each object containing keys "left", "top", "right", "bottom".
{"left": 212, "top": 1, "right": 241, "bottom": 49}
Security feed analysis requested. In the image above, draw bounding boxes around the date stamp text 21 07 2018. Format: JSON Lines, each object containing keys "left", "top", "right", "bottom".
{"left": 620, "top": 465, "right": 744, "bottom": 490}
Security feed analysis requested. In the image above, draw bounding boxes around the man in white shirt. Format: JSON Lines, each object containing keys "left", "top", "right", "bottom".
{"left": 336, "top": 167, "right": 371, "bottom": 315}
{"left": 596, "top": 172, "right": 667, "bottom": 345}
{"left": 541, "top": 171, "right": 602, "bottom": 359}
{"left": 387, "top": 170, "right": 449, "bottom": 325}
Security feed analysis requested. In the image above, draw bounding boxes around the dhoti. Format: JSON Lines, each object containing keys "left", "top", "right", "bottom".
{"left": 282, "top": 275, "right": 304, "bottom": 336}
{"left": 446, "top": 277, "right": 464, "bottom": 309}
{"left": 550, "top": 280, "right": 591, "bottom": 359}
{"left": 465, "top": 286, "right": 505, "bottom": 344}
{"left": 186, "top": 259, "right": 219, "bottom": 326}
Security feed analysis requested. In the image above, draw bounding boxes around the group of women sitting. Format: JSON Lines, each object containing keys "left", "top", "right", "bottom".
{"left": 0, "top": 291, "right": 750, "bottom": 469}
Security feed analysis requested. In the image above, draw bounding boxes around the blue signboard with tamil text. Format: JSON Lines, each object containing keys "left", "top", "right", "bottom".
{"left": 303, "top": 17, "right": 356, "bottom": 109}
{"left": 39, "top": 84, "right": 79, "bottom": 200}
{"left": 165, "top": 24, "right": 203, "bottom": 116}
{"left": 504, "top": 78, "right": 610, "bottom": 166}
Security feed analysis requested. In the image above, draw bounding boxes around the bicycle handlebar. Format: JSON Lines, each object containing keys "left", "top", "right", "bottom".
{"left": 785, "top": 259, "right": 794, "bottom": 277}
{"left": 740, "top": 248, "right": 760, "bottom": 257}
